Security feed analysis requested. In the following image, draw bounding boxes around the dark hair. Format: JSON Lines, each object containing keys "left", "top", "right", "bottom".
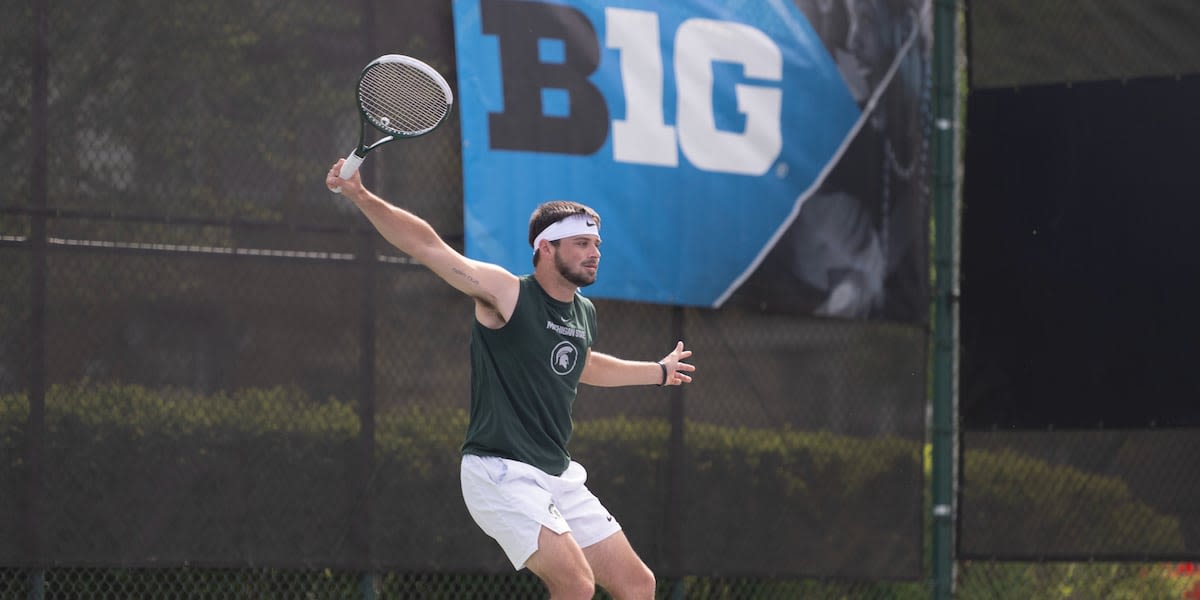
{"left": 528, "top": 201, "right": 601, "bottom": 266}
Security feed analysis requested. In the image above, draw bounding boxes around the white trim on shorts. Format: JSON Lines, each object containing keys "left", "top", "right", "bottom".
{"left": 460, "top": 454, "right": 622, "bottom": 570}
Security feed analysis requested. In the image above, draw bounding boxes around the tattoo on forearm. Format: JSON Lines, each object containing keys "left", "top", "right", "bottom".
{"left": 451, "top": 267, "right": 480, "bottom": 286}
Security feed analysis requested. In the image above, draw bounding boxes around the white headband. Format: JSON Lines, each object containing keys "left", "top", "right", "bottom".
{"left": 532, "top": 213, "right": 601, "bottom": 252}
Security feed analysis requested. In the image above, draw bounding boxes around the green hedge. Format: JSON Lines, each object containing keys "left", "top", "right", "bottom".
{"left": 962, "top": 448, "right": 1185, "bottom": 555}
{"left": 0, "top": 382, "right": 1184, "bottom": 580}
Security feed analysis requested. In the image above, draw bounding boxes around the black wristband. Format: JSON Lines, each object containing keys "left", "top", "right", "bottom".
{"left": 657, "top": 361, "right": 668, "bottom": 386}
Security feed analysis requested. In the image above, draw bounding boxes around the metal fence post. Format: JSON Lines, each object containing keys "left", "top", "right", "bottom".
{"left": 356, "top": 229, "right": 379, "bottom": 597}
{"left": 27, "top": 3, "right": 50, "bottom": 599}
{"left": 360, "top": 572, "right": 378, "bottom": 600}
{"left": 664, "top": 307, "right": 686, "bottom": 582}
{"left": 930, "top": 0, "right": 960, "bottom": 598}
{"left": 357, "top": 2, "right": 380, "bottom": 594}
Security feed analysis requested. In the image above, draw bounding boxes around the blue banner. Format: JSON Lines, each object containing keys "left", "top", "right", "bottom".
{"left": 453, "top": 0, "right": 860, "bottom": 307}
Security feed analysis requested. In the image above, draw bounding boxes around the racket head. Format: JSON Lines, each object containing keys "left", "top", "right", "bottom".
{"left": 356, "top": 54, "right": 454, "bottom": 139}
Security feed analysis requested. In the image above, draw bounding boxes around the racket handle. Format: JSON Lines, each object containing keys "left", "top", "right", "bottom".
{"left": 331, "top": 151, "right": 365, "bottom": 194}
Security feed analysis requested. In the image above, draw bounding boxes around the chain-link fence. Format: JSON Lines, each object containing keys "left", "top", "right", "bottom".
{"left": 0, "top": 219, "right": 927, "bottom": 578}
{"left": 3, "top": 564, "right": 1199, "bottom": 599}
{"left": 966, "top": 0, "right": 1200, "bottom": 89}
{"left": 2, "top": 1, "right": 933, "bottom": 597}
{"left": 15, "top": 1, "right": 1198, "bottom": 599}
{"left": 960, "top": 1, "right": 1200, "bottom": 598}
{"left": 0, "top": 568, "right": 938, "bottom": 600}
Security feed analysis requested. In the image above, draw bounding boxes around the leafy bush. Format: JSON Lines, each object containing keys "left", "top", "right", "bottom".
{"left": 0, "top": 382, "right": 1186, "bottom": 597}
{"left": 962, "top": 448, "right": 1185, "bottom": 555}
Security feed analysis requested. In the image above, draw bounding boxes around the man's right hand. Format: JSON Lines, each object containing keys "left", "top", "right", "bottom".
{"left": 326, "top": 159, "right": 363, "bottom": 196}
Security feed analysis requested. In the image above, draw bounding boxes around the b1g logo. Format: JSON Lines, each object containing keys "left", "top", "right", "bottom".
{"left": 484, "top": 0, "right": 783, "bottom": 176}
{"left": 453, "top": 0, "right": 860, "bottom": 306}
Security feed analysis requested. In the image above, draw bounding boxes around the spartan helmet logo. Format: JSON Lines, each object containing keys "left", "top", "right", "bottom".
{"left": 550, "top": 341, "right": 578, "bottom": 375}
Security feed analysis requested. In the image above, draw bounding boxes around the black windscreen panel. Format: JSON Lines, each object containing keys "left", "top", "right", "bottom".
{"left": 960, "top": 74, "right": 1200, "bottom": 561}
{"left": 962, "top": 75, "right": 1200, "bottom": 430}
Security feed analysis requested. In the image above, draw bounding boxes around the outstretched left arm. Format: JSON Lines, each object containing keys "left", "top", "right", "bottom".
{"left": 581, "top": 341, "right": 695, "bottom": 388}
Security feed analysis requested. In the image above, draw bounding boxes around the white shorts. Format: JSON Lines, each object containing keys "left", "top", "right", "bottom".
{"left": 460, "top": 454, "right": 622, "bottom": 570}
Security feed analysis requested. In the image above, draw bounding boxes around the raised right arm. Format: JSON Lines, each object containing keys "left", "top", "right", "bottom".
{"left": 327, "top": 160, "right": 519, "bottom": 325}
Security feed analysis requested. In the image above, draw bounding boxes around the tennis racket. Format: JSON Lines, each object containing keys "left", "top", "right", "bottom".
{"left": 332, "top": 54, "right": 454, "bottom": 193}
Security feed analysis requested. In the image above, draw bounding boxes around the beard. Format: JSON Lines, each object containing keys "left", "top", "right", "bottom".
{"left": 554, "top": 252, "right": 596, "bottom": 287}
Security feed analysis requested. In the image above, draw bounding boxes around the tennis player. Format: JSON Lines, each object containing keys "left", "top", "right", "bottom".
{"left": 327, "top": 161, "right": 694, "bottom": 600}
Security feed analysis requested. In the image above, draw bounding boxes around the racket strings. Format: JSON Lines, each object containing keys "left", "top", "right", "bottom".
{"left": 360, "top": 63, "right": 449, "bottom": 136}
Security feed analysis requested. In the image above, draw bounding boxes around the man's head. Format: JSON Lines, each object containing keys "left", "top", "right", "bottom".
{"left": 529, "top": 201, "right": 602, "bottom": 286}
{"left": 528, "top": 201, "right": 602, "bottom": 266}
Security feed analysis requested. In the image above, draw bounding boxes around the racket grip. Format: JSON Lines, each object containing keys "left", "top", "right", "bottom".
{"left": 331, "top": 151, "right": 365, "bottom": 193}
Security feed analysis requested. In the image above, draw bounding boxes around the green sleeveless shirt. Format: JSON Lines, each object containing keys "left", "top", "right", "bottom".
{"left": 461, "top": 275, "right": 597, "bottom": 475}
